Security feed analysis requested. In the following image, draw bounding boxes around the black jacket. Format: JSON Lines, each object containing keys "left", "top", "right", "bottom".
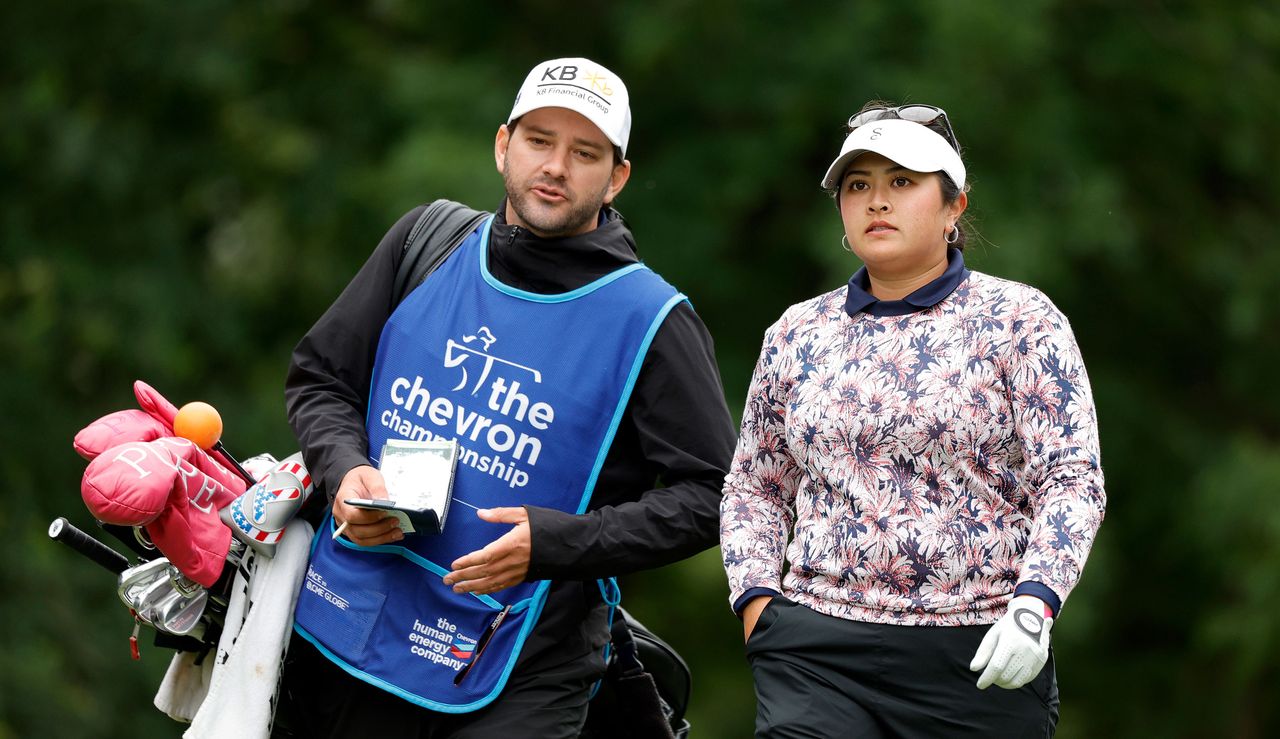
{"left": 285, "top": 201, "right": 735, "bottom": 664}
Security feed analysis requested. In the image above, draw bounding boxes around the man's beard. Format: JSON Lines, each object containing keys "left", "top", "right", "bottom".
{"left": 504, "top": 164, "right": 610, "bottom": 237}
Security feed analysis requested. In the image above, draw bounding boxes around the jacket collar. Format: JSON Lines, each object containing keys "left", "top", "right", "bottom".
{"left": 844, "top": 248, "right": 970, "bottom": 318}
{"left": 483, "top": 199, "right": 640, "bottom": 294}
{"left": 490, "top": 199, "right": 639, "bottom": 263}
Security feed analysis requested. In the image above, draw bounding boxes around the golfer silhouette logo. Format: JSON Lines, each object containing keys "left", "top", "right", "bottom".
{"left": 464, "top": 327, "right": 497, "bottom": 352}
{"left": 444, "top": 327, "right": 542, "bottom": 395}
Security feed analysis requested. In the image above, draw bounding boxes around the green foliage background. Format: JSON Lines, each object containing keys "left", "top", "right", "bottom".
{"left": 3, "top": 1, "right": 1278, "bottom": 736}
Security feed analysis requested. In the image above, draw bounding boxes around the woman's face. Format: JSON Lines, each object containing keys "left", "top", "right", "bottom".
{"left": 837, "top": 152, "right": 966, "bottom": 276}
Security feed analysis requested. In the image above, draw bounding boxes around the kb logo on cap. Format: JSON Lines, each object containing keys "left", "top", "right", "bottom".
{"left": 540, "top": 64, "right": 578, "bottom": 82}
{"left": 540, "top": 64, "right": 614, "bottom": 97}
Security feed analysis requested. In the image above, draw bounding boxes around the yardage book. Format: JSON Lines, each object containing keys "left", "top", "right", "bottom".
{"left": 347, "top": 439, "right": 459, "bottom": 535}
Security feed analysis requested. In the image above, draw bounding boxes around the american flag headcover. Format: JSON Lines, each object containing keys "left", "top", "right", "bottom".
{"left": 219, "top": 455, "right": 314, "bottom": 557}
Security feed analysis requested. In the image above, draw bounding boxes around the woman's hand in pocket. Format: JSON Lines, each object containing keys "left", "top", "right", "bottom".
{"left": 742, "top": 595, "right": 773, "bottom": 643}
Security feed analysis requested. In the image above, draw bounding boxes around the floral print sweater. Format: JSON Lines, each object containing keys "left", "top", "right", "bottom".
{"left": 720, "top": 264, "right": 1105, "bottom": 626}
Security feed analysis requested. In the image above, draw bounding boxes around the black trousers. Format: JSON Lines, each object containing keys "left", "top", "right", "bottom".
{"left": 746, "top": 598, "right": 1059, "bottom": 739}
{"left": 273, "top": 594, "right": 609, "bottom": 739}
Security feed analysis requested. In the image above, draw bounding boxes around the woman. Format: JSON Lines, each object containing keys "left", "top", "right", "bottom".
{"left": 720, "top": 103, "right": 1105, "bottom": 738}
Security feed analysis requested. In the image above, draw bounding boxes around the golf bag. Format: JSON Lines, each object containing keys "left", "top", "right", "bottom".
{"left": 52, "top": 381, "right": 318, "bottom": 736}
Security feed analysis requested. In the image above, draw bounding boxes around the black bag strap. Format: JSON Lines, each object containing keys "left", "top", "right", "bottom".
{"left": 616, "top": 607, "right": 691, "bottom": 724}
{"left": 598, "top": 612, "right": 678, "bottom": 739}
{"left": 392, "top": 199, "right": 488, "bottom": 307}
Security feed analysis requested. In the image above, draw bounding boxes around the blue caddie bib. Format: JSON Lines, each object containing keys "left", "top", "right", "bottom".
{"left": 293, "top": 215, "right": 685, "bottom": 712}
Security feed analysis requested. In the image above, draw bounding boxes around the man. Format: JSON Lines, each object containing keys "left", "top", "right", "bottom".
{"left": 275, "top": 58, "right": 735, "bottom": 738}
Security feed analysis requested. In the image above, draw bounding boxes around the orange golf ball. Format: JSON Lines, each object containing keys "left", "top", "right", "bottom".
{"left": 174, "top": 401, "right": 223, "bottom": 450}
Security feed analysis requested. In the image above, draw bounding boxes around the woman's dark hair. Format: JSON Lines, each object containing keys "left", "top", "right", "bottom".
{"left": 838, "top": 100, "right": 971, "bottom": 251}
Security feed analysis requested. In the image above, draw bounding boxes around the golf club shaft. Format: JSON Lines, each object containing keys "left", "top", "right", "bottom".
{"left": 98, "top": 521, "right": 158, "bottom": 560}
{"left": 49, "top": 517, "right": 130, "bottom": 574}
{"left": 214, "top": 441, "right": 258, "bottom": 485}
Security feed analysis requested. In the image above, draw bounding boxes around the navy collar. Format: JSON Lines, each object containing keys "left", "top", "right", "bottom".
{"left": 844, "top": 248, "right": 970, "bottom": 318}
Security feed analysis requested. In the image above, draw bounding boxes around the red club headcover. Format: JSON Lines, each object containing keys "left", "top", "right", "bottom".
{"left": 73, "top": 381, "right": 178, "bottom": 461}
{"left": 81, "top": 437, "right": 246, "bottom": 587}
{"left": 133, "top": 379, "right": 179, "bottom": 428}
{"left": 73, "top": 381, "right": 238, "bottom": 481}
{"left": 74, "top": 409, "right": 169, "bottom": 461}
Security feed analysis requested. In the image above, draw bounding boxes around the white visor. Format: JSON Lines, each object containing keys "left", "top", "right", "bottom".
{"left": 820, "top": 118, "right": 965, "bottom": 190}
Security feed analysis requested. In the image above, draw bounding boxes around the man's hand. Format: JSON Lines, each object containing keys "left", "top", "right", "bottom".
{"left": 741, "top": 595, "right": 773, "bottom": 643}
{"left": 331, "top": 465, "right": 404, "bottom": 547}
{"left": 443, "top": 507, "right": 531, "bottom": 596}
{"left": 969, "top": 595, "right": 1054, "bottom": 690}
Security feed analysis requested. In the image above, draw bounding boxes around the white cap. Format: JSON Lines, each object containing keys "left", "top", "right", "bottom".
{"left": 507, "top": 57, "right": 632, "bottom": 157}
{"left": 820, "top": 118, "right": 966, "bottom": 190}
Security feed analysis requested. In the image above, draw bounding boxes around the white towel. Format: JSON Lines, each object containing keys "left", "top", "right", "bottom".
{"left": 154, "top": 520, "right": 313, "bottom": 738}
{"left": 154, "top": 649, "right": 214, "bottom": 721}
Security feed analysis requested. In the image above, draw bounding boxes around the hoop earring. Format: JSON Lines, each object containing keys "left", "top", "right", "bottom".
{"left": 841, "top": 235, "right": 853, "bottom": 252}
{"left": 945, "top": 225, "right": 960, "bottom": 244}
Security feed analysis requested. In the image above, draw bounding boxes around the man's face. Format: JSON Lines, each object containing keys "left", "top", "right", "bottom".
{"left": 495, "top": 107, "right": 631, "bottom": 238}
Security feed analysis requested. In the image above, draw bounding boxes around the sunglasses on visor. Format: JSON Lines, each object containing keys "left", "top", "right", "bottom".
{"left": 847, "top": 105, "right": 959, "bottom": 152}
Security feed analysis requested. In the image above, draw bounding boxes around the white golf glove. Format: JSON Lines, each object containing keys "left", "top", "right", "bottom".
{"left": 969, "top": 595, "right": 1053, "bottom": 690}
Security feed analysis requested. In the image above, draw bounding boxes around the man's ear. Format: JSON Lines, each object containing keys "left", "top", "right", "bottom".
{"left": 603, "top": 159, "right": 632, "bottom": 206}
{"left": 494, "top": 124, "right": 511, "bottom": 175}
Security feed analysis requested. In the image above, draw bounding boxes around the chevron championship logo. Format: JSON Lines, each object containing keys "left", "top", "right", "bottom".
{"left": 378, "top": 326, "right": 557, "bottom": 492}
